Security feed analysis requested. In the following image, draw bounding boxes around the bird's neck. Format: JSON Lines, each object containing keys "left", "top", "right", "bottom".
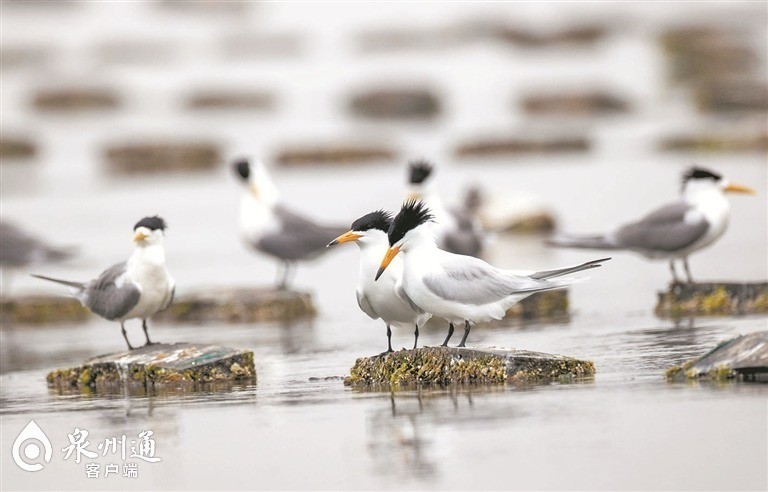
{"left": 358, "top": 241, "right": 392, "bottom": 280}
{"left": 128, "top": 243, "right": 166, "bottom": 272}
{"left": 684, "top": 185, "right": 729, "bottom": 218}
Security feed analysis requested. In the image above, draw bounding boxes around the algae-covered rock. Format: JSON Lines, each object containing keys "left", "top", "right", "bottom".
{"left": 274, "top": 144, "right": 397, "bottom": 166}
{"left": 345, "top": 346, "right": 594, "bottom": 387}
{"left": 154, "top": 287, "right": 316, "bottom": 323}
{"left": 660, "top": 130, "right": 768, "bottom": 153}
{"left": 1, "top": 295, "right": 91, "bottom": 324}
{"left": 103, "top": 141, "right": 222, "bottom": 174}
{"left": 521, "top": 90, "right": 630, "bottom": 116}
{"left": 655, "top": 282, "right": 768, "bottom": 318}
{"left": 455, "top": 134, "right": 590, "bottom": 158}
{"left": 666, "top": 332, "right": 768, "bottom": 383}
{"left": 186, "top": 90, "right": 275, "bottom": 111}
{"left": 0, "top": 137, "right": 37, "bottom": 160}
{"left": 31, "top": 88, "right": 120, "bottom": 112}
{"left": 348, "top": 88, "right": 441, "bottom": 120}
{"left": 506, "top": 290, "right": 568, "bottom": 320}
{"left": 47, "top": 342, "right": 256, "bottom": 391}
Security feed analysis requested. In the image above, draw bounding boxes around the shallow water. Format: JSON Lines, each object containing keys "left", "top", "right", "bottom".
{"left": 1, "top": 2, "right": 767, "bottom": 490}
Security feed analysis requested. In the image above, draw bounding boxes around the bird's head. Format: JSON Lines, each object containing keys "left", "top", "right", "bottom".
{"left": 327, "top": 210, "right": 393, "bottom": 249}
{"left": 682, "top": 166, "right": 755, "bottom": 198}
{"left": 406, "top": 159, "right": 434, "bottom": 201}
{"left": 133, "top": 216, "right": 167, "bottom": 246}
{"left": 375, "top": 200, "right": 434, "bottom": 280}
{"left": 232, "top": 157, "right": 279, "bottom": 205}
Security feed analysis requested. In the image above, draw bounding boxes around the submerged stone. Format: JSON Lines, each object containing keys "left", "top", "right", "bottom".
{"left": 1, "top": 295, "right": 90, "bottom": 324}
{"left": 0, "top": 136, "right": 37, "bottom": 160}
{"left": 103, "top": 141, "right": 222, "bottom": 174}
{"left": 348, "top": 88, "right": 441, "bottom": 119}
{"left": 666, "top": 332, "right": 768, "bottom": 383}
{"left": 345, "top": 346, "right": 594, "bottom": 386}
{"left": 46, "top": 342, "right": 256, "bottom": 391}
{"left": 655, "top": 282, "right": 768, "bottom": 318}
{"left": 274, "top": 144, "right": 397, "bottom": 166}
{"left": 455, "top": 134, "right": 590, "bottom": 158}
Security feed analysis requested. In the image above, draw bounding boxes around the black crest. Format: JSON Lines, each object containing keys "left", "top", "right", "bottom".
{"left": 408, "top": 159, "right": 434, "bottom": 185}
{"left": 233, "top": 158, "right": 250, "bottom": 181}
{"left": 683, "top": 166, "right": 722, "bottom": 183}
{"left": 388, "top": 200, "right": 434, "bottom": 246}
{"left": 134, "top": 216, "right": 167, "bottom": 231}
{"left": 351, "top": 210, "right": 393, "bottom": 233}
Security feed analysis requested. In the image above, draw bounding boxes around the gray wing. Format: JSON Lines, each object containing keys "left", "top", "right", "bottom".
{"left": 356, "top": 289, "right": 379, "bottom": 320}
{"left": 395, "top": 281, "right": 425, "bottom": 313}
{"left": 442, "top": 208, "right": 483, "bottom": 257}
{"left": 613, "top": 201, "right": 709, "bottom": 252}
{"left": 257, "top": 205, "right": 346, "bottom": 261}
{"left": 423, "top": 256, "right": 551, "bottom": 305}
{"left": 83, "top": 262, "right": 141, "bottom": 320}
{"left": 0, "top": 221, "right": 73, "bottom": 267}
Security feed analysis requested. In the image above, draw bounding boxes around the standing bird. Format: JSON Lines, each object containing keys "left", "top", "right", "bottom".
{"left": 32, "top": 216, "right": 175, "bottom": 350}
{"left": 233, "top": 157, "right": 346, "bottom": 289}
{"left": 327, "top": 210, "right": 431, "bottom": 352}
{"left": 407, "top": 160, "right": 484, "bottom": 257}
{"left": 376, "top": 200, "right": 609, "bottom": 348}
{"left": 0, "top": 220, "right": 76, "bottom": 295}
{"left": 547, "top": 167, "right": 755, "bottom": 283}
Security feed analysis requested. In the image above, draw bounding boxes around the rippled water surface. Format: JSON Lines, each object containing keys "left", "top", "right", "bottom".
{"left": 1, "top": 2, "right": 767, "bottom": 490}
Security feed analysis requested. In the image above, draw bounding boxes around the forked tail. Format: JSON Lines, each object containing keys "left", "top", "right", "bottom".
{"left": 31, "top": 274, "right": 85, "bottom": 291}
{"left": 529, "top": 257, "right": 611, "bottom": 280}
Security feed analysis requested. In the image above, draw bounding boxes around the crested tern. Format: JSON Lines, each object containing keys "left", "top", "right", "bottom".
{"left": 376, "top": 200, "right": 609, "bottom": 348}
{"left": 328, "top": 210, "right": 431, "bottom": 352}
{"left": 32, "top": 216, "right": 175, "bottom": 350}
{"left": 407, "top": 160, "right": 484, "bottom": 257}
{"left": 548, "top": 167, "right": 755, "bottom": 283}
{"left": 233, "top": 157, "right": 346, "bottom": 289}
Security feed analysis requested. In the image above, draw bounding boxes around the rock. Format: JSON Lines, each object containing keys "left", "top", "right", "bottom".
{"left": 0, "top": 46, "right": 51, "bottom": 69}
{"left": 495, "top": 24, "right": 607, "bottom": 47}
{"left": 455, "top": 134, "right": 590, "bottom": 158}
{"left": 46, "top": 342, "right": 256, "bottom": 392}
{"left": 655, "top": 282, "right": 768, "bottom": 318}
{"left": 94, "top": 41, "right": 175, "bottom": 65}
{"left": 274, "top": 144, "right": 397, "bottom": 166}
{"left": 348, "top": 88, "right": 441, "bottom": 119}
{"left": 218, "top": 33, "right": 303, "bottom": 59}
{"left": 660, "top": 129, "right": 768, "bottom": 153}
{"left": 666, "top": 332, "right": 768, "bottom": 382}
{"left": 345, "top": 346, "right": 595, "bottom": 386}
{"left": 0, "top": 295, "right": 90, "bottom": 324}
{"left": 467, "top": 187, "right": 557, "bottom": 233}
{"left": 31, "top": 88, "right": 120, "bottom": 112}
{"left": 694, "top": 78, "right": 768, "bottom": 113}
{"left": 0, "top": 137, "right": 37, "bottom": 160}
{"left": 521, "top": 91, "right": 630, "bottom": 116}
{"left": 103, "top": 141, "right": 222, "bottom": 174}
{"left": 154, "top": 0, "right": 249, "bottom": 14}
{"left": 185, "top": 90, "right": 275, "bottom": 111}
{"left": 505, "top": 290, "right": 568, "bottom": 321}
{"left": 154, "top": 288, "right": 316, "bottom": 323}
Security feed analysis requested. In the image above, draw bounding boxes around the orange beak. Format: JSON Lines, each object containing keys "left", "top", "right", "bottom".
{"left": 133, "top": 231, "right": 148, "bottom": 243}
{"left": 375, "top": 246, "right": 401, "bottom": 281}
{"left": 724, "top": 182, "right": 756, "bottom": 194}
{"left": 327, "top": 231, "right": 361, "bottom": 247}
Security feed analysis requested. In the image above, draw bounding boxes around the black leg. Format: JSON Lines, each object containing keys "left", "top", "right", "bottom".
{"left": 121, "top": 322, "right": 134, "bottom": 350}
{"left": 142, "top": 319, "right": 155, "bottom": 346}
{"left": 413, "top": 324, "right": 419, "bottom": 350}
{"left": 669, "top": 260, "right": 680, "bottom": 284}
{"left": 457, "top": 320, "right": 471, "bottom": 347}
{"left": 683, "top": 257, "right": 693, "bottom": 284}
{"left": 277, "top": 262, "right": 289, "bottom": 290}
{"left": 441, "top": 323, "right": 455, "bottom": 347}
{"left": 386, "top": 324, "right": 393, "bottom": 353}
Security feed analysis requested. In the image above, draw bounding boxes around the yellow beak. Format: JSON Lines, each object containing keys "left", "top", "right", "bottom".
{"left": 375, "top": 245, "right": 401, "bottom": 281}
{"left": 249, "top": 183, "right": 259, "bottom": 198}
{"left": 724, "top": 182, "right": 756, "bottom": 194}
{"left": 133, "top": 231, "right": 148, "bottom": 242}
{"left": 327, "top": 231, "right": 361, "bottom": 247}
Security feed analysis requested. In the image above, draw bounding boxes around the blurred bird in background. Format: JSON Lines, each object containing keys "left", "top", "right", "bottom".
{"left": 406, "top": 160, "right": 485, "bottom": 258}
{"left": 32, "top": 216, "right": 175, "bottom": 349}
{"left": 548, "top": 167, "right": 756, "bottom": 283}
{"left": 233, "top": 157, "right": 346, "bottom": 289}
{"left": 328, "top": 210, "right": 431, "bottom": 352}
{"left": 0, "top": 220, "right": 76, "bottom": 296}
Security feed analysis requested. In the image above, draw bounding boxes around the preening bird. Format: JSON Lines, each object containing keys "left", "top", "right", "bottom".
{"left": 376, "top": 200, "right": 609, "bottom": 348}
{"left": 327, "top": 210, "right": 431, "bottom": 352}
{"left": 32, "top": 216, "right": 175, "bottom": 350}
{"left": 0, "top": 220, "right": 76, "bottom": 295}
{"left": 407, "top": 160, "right": 484, "bottom": 257}
{"left": 233, "top": 157, "right": 346, "bottom": 289}
{"left": 547, "top": 167, "right": 756, "bottom": 283}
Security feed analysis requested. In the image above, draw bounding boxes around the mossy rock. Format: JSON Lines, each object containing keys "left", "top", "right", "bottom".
{"left": 455, "top": 135, "right": 590, "bottom": 158}
{"left": 0, "top": 137, "right": 37, "bottom": 159}
{"left": 521, "top": 91, "right": 630, "bottom": 116}
{"left": 666, "top": 332, "right": 768, "bottom": 383}
{"left": 660, "top": 130, "right": 767, "bottom": 153}
{"left": 31, "top": 88, "right": 120, "bottom": 111}
{"left": 46, "top": 342, "right": 256, "bottom": 392}
{"left": 274, "top": 144, "right": 397, "bottom": 166}
{"left": 493, "top": 289, "right": 568, "bottom": 323}
{"left": 185, "top": 90, "right": 275, "bottom": 111}
{"left": 349, "top": 88, "right": 441, "bottom": 120}
{"left": 103, "top": 141, "right": 222, "bottom": 174}
{"left": 154, "top": 288, "right": 316, "bottom": 323}
{"left": 1, "top": 295, "right": 91, "bottom": 324}
{"left": 655, "top": 282, "right": 768, "bottom": 318}
{"left": 345, "top": 346, "right": 594, "bottom": 387}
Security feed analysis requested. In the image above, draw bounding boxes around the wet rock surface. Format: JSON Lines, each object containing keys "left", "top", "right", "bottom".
{"left": 1, "top": 295, "right": 90, "bottom": 324}
{"left": 666, "top": 332, "right": 768, "bottom": 382}
{"left": 185, "top": 90, "right": 275, "bottom": 111}
{"left": 507, "top": 290, "right": 568, "bottom": 320}
{"left": 346, "top": 346, "right": 595, "bottom": 386}
{"left": 660, "top": 128, "right": 768, "bottom": 153}
{"left": 521, "top": 91, "right": 630, "bottom": 116}
{"left": 46, "top": 342, "right": 256, "bottom": 391}
{"left": 154, "top": 288, "right": 317, "bottom": 323}
{"left": 0, "top": 136, "right": 37, "bottom": 159}
{"left": 455, "top": 134, "right": 590, "bottom": 158}
{"left": 655, "top": 282, "right": 768, "bottom": 318}
{"left": 348, "top": 88, "right": 441, "bottom": 119}
{"left": 103, "top": 141, "right": 222, "bottom": 174}
{"left": 274, "top": 144, "right": 397, "bottom": 166}
{"left": 31, "top": 88, "right": 120, "bottom": 111}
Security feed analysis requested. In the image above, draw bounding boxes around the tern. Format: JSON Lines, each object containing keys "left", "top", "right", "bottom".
{"left": 0, "top": 220, "right": 75, "bottom": 295}
{"left": 328, "top": 210, "right": 431, "bottom": 352}
{"left": 548, "top": 167, "right": 755, "bottom": 283}
{"left": 376, "top": 200, "right": 609, "bottom": 348}
{"left": 233, "top": 157, "right": 346, "bottom": 289}
{"left": 32, "top": 216, "right": 175, "bottom": 350}
{"left": 407, "top": 160, "right": 484, "bottom": 257}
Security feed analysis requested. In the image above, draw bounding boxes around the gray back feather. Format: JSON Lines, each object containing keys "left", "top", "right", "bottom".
{"left": 257, "top": 205, "right": 346, "bottom": 261}
{"left": 83, "top": 262, "right": 140, "bottom": 320}
{"left": 614, "top": 201, "right": 709, "bottom": 252}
